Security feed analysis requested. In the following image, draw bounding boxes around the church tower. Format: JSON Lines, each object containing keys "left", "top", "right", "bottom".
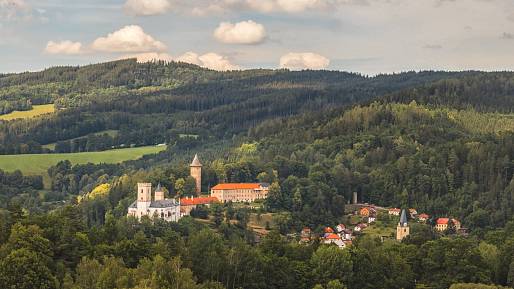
{"left": 137, "top": 183, "right": 152, "bottom": 213}
{"left": 190, "top": 154, "right": 202, "bottom": 194}
{"left": 154, "top": 183, "right": 164, "bottom": 201}
{"left": 396, "top": 209, "right": 410, "bottom": 241}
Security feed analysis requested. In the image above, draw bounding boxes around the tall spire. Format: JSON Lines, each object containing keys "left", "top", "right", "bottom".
{"left": 399, "top": 209, "right": 408, "bottom": 226}
{"left": 155, "top": 183, "right": 163, "bottom": 192}
{"left": 190, "top": 154, "right": 202, "bottom": 167}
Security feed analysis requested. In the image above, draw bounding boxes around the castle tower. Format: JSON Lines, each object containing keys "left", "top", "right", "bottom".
{"left": 154, "top": 183, "right": 164, "bottom": 201}
{"left": 137, "top": 183, "right": 152, "bottom": 213}
{"left": 396, "top": 209, "right": 410, "bottom": 241}
{"left": 190, "top": 154, "right": 202, "bottom": 194}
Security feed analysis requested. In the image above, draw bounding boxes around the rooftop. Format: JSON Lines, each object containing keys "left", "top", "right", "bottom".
{"left": 211, "top": 183, "right": 264, "bottom": 190}
{"left": 190, "top": 154, "right": 202, "bottom": 167}
{"left": 180, "top": 196, "right": 219, "bottom": 206}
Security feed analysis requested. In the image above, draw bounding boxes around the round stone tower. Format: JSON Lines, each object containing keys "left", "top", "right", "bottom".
{"left": 190, "top": 154, "right": 202, "bottom": 194}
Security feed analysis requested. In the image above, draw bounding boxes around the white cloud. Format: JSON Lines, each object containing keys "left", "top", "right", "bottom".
{"left": 0, "top": 0, "right": 31, "bottom": 21}
{"left": 175, "top": 51, "right": 202, "bottom": 65}
{"left": 214, "top": 20, "right": 266, "bottom": 44}
{"left": 165, "top": 0, "right": 349, "bottom": 16}
{"left": 45, "top": 40, "right": 83, "bottom": 55}
{"left": 176, "top": 51, "right": 240, "bottom": 71}
{"left": 280, "top": 52, "right": 330, "bottom": 70}
{"left": 275, "top": 0, "right": 323, "bottom": 13}
{"left": 123, "top": 0, "right": 171, "bottom": 16}
{"left": 91, "top": 25, "right": 166, "bottom": 53}
{"left": 123, "top": 52, "right": 174, "bottom": 62}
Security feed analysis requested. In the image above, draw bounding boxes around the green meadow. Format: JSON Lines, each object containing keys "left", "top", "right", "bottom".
{"left": 0, "top": 145, "right": 167, "bottom": 175}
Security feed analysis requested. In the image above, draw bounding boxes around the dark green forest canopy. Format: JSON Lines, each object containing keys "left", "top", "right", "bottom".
{"left": 0, "top": 60, "right": 483, "bottom": 154}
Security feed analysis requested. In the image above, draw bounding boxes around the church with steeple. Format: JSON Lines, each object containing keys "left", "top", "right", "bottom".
{"left": 127, "top": 182, "right": 181, "bottom": 222}
{"left": 396, "top": 209, "right": 410, "bottom": 241}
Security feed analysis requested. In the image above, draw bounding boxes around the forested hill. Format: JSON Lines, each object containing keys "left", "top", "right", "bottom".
{"left": 379, "top": 72, "right": 514, "bottom": 112}
{"left": 0, "top": 60, "right": 472, "bottom": 155}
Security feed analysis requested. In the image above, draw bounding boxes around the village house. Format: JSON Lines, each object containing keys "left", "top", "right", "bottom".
{"left": 340, "top": 229, "right": 353, "bottom": 240}
{"left": 359, "top": 207, "right": 376, "bottom": 217}
{"left": 300, "top": 227, "right": 312, "bottom": 243}
{"left": 417, "top": 213, "right": 430, "bottom": 222}
{"left": 388, "top": 208, "right": 401, "bottom": 216}
{"left": 210, "top": 183, "right": 270, "bottom": 203}
{"left": 324, "top": 227, "right": 335, "bottom": 234}
{"left": 321, "top": 233, "right": 346, "bottom": 249}
{"left": 180, "top": 196, "right": 219, "bottom": 216}
{"left": 366, "top": 213, "right": 377, "bottom": 224}
{"left": 354, "top": 223, "right": 367, "bottom": 232}
{"left": 336, "top": 224, "right": 346, "bottom": 233}
{"left": 127, "top": 183, "right": 181, "bottom": 222}
{"left": 435, "top": 218, "right": 461, "bottom": 232}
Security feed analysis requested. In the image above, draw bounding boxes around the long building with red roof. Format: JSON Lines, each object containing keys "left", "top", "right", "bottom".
{"left": 210, "top": 183, "right": 269, "bottom": 203}
{"left": 180, "top": 196, "right": 219, "bottom": 216}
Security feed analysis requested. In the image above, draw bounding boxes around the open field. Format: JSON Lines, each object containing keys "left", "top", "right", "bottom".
{"left": 0, "top": 104, "right": 55, "bottom": 121}
{"left": 0, "top": 145, "right": 167, "bottom": 175}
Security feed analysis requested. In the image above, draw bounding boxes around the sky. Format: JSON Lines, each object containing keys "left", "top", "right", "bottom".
{"left": 1, "top": 0, "right": 514, "bottom": 74}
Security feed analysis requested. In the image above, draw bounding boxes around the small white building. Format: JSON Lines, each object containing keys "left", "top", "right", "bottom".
{"left": 128, "top": 183, "right": 181, "bottom": 222}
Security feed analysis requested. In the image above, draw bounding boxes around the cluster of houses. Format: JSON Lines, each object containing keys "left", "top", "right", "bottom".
{"left": 300, "top": 224, "right": 354, "bottom": 249}
{"left": 299, "top": 205, "right": 467, "bottom": 250}
{"left": 387, "top": 207, "right": 463, "bottom": 233}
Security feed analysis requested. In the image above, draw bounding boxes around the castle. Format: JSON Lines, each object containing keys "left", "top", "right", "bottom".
{"left": 127, "top": 155, "right": 203, "bottom": 222}
{"left": 127, "top": 183, "right": 181, "bottom": 222}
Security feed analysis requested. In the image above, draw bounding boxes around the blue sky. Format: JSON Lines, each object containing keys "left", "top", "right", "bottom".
{"left": 1, "top": 0, "right": 514, "bottom": 74}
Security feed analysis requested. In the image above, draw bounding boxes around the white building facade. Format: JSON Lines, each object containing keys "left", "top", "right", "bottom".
{"left": 128, "top": 183, "right": 181, "bottom": 222}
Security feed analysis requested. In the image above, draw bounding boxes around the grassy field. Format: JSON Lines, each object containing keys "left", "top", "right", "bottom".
{"left": 0, "top": 104, "right": 55, "bottom": 121}
{"left": 0, "top": 145, "right": 167, "bottom": 175}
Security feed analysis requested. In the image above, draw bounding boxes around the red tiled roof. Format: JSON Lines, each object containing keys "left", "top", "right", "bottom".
{"left": 180, "top": 197, "right": 219, "bottom": 206}
{"left": 324, "top": 233, "right": 340, "bottom": 240}
{"left": 324, "top": 227, "right": 334, "bottom": 233}
{"left": 436, "top": 218, "right": 450, "bottom": 225}
{"left": 211, "top": 183, "right": 261, "bottom": 190}
{"left": 418, "top": 213, "right": 429, "bottom": 219}
{"left": 389, "top": 208, "right": 401, "bottom": 212}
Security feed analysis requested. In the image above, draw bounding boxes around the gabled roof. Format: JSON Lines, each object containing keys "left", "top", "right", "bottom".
{"left": 150, "top": 199, "right": 179, "bottom": 208}
{"left": 399, "top": 209, "right": 408, "bottom": 226}
{"left": 324, "top": 233, "right": 340, "bottom": 240}
{"left": 324, "top": 227, "right": 334, "bottom": 233}
{"left": 211, "top": 183, "right": 262, "bottom": 190}
{"left": 180, "top": 196, "right": 219, "bottom": 206}
{"left": 389, "top": 208, "right": 401, "bottom": 212}
{"left": 436, "top": 218, "right": 450, "bottom": 225}
{"left": 190, "top": 154, "right": 202, "bottom": 167}
{"left": 418, "top": 213, "right": 430, "bottom": 219}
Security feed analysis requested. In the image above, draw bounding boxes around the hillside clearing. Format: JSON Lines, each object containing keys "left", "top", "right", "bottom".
{"left": 0, "top": 145, "right": 167, "bottom": 175}
{"left": 0, "top": 104, "right": 56, "bottom": 121}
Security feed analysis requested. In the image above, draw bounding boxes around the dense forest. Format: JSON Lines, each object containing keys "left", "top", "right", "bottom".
{"left": 1, "top": 60, "right": 514, "bottom": 289}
